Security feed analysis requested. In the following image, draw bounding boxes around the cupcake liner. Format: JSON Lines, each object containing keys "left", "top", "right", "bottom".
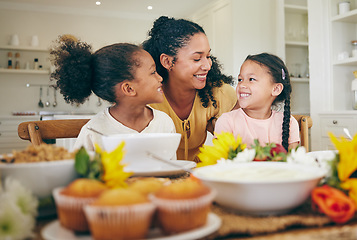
{"left": 150, "top": 189, "right": 216, "bottom": 212}
{"left": 52, "top": 187, "right": 98, "bottom": 232}
{"left": 84, "top": 202, "right": 156, "bottom": 240}
{"left": 150, "top": 189, "right": 216, "bottom": 234}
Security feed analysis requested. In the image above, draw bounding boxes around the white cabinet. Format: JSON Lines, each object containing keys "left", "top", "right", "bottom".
{"left": 328, "top": 0, "right": 357, "bottom": 111}
{"left": 279, "top": 0, "right": 310, "bottom": 115}
{"left": 319, "top": 113, "right": 357, "bottom": 150}
{"left": 0, "top": 45, "right": 50, "bottom": 74}
{"left": 0, "top": 116, "right": 40, "bottom": 154}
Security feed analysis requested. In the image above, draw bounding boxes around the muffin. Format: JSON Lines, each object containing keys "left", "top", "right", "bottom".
{"left": 150, "top": 178, "right": 216, "bottom": 234}
{"left": 52, "top": 178, "right": 108, "bottom": 232}
{"left": 84, "top": 188, "right": 156, "bottom": 240}
{"left": 127, "top": 177, "right": 171, "bottom": 196}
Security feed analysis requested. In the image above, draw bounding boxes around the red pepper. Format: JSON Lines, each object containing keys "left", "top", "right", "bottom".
{"left": 311, "top": 185, "right": 355, "bottom": 224}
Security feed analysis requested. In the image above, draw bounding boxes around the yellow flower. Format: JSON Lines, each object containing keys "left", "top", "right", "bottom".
{"left": 197, "top": 132, "right": 246, "bottom": 167}
{"left": 95, "top": 143, "right": 133, "bottom": 188}
{"left": 329, "top": 132, "right": 357, "bottom": 181}
{"left": 340, "top": 179, "right": 357, "bottom": 206}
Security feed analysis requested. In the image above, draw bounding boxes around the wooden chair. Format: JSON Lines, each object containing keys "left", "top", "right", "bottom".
{"left": 18, "top": 119, "right": 89, "bottom": 146}
{"left": 292, "top": 115, "right": 313, "bottom": 152}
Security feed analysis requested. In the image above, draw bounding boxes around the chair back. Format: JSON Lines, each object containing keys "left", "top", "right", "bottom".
{"left": 292, "top": 115, "right": 313, "bottom": 152}
{"left": 18, "top": 119, "right": 89, "bottom": 146}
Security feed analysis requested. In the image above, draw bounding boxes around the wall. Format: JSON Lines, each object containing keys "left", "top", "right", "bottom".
{"left": 0, "top": 7, "right": 154, "bottom": 115}
{"left": 192, "top": 0, "right": 278, "bottom": 81}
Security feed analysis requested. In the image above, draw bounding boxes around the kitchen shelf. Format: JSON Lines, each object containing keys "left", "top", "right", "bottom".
{"left": 333, "top": 57, "right": 357, "bottom": 66}
{"left": 291, "top": 77, "right": 309, "bottom": 83}
{"left": 0, "top": 45, "right": 48, "bottom": 52}
{"left": 331, "top": 9, "right": 357, "bottom": 23}
{"left": 285, "top": 41, "right": 308, "bottom": 47}
{"left": 284, "top": 4, "right": 307, "bottom": 14}
{"left": 0, "top": 69, "right": 49, "bottom": 74}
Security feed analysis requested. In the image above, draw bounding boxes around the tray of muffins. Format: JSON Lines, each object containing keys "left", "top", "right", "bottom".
{"left": 42, "top": 177, "right": 221, "bottom": 240}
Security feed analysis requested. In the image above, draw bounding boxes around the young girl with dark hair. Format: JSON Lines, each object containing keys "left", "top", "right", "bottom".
{"left": 214, "top": 53, "right": 299, "bottom": 150}
{"left": 143, "top": 16, "right": 238, "bottom": 162}
{"left": 50, "top": 35, "right": 175, "bottom": 151}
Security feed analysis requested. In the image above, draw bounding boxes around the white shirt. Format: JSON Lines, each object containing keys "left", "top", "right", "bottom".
{"left": 73, "top": 106, "right": 176, "bottom": 151}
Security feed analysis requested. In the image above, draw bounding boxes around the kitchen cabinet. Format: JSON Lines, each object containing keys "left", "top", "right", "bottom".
{"left": 278, "top": 0, "right": 310, "bottom": 115}
{"left": 0, "top": 115, "right": 40, "bottom": 154}
{"left": 0, "top": 45, "right": 50, "bottom": 74}
{"left": 319, "top": 113, "right": 357, "bottom": 149}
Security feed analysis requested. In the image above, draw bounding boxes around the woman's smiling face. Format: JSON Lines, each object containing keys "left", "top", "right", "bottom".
{"left": 169, "top": 32, "right": 212, "bottom": 90}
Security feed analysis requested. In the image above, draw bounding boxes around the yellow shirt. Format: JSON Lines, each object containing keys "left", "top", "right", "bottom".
{"left": 150, "top": 84, "right": 237, "bottom": 162}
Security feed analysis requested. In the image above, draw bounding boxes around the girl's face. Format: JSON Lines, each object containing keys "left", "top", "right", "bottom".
{"left": 132, "top": 50, "right": 163, "bottom": 103}
{"left": 237, "top": 60, "right": 282, "bottom": 111}
{"left": 170, "top": 32, "right": 212, "bottom": 90}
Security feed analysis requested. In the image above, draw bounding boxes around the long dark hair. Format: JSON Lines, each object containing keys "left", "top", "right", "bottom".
{"left": 245, "top": 53, "right": 292, "bottom": 151}
{"left": 50, "top": 35, "right": 142, "bottom": 104}
{"left": 142, "top": 16, "right": 234, "bottom": 108}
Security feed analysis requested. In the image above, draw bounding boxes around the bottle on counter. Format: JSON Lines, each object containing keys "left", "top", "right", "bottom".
{"left": 34, "top": 58, "right": 39, "bottom": 70}
{"left": 15, "top": 52, "right": 20, "bottom": 69}
{"left": 7, "top": 52, "right": 12, "bottom": 69}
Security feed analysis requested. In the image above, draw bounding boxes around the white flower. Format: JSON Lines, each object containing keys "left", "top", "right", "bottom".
{"left": 232, "top": 148, "right": 256, "bottom": 163}
{"left": 287, "top": 147, "right": 318, "bottom": 166}
{"left": 0, "top": 195, "right": 35, "bottom": 240}
{"left": 3, "top": 178, "right": 38, "bottom": 217}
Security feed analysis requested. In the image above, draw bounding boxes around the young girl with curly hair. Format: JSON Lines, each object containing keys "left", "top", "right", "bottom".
{"left": 143, "top": 16, "right": 238, "bottom": 162}
{"left": 214, "top": 53, "right": 300, "bottom": 150}
{"left": 50, "top": 35, "right": 175, "bottom": 151}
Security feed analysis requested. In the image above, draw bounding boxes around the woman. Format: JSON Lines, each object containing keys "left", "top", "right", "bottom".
{"left": 143, "top": 16, "right": 238, "bottom": 162}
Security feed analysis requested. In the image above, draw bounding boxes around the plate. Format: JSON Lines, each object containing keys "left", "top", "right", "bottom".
{"left": 128, "top": 160, "right": 196, "bottom": 177}
{"left": 41, "top": 213, "right": 221, "bottom": 240}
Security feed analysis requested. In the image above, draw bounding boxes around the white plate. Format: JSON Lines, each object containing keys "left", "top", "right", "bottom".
{"left": 129, "top": 160, "right": 196, "bottom": 177}
{"left": 41, "top": 213, "right": 221, "bottom": 240}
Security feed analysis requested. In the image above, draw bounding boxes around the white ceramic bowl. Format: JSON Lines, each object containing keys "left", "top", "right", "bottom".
{"left": 101, "top": 133, "right": 181, "bottom": 171}
{"left": 192, "top": 162, "right": 326, "bottom": 215}
{"left": 0, "top": 159, "right": 78, "bottom": 199}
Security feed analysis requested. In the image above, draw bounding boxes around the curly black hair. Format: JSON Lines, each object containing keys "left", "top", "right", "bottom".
{"left": 142, "top": 16, "right": 234, "bottom": 108}
{"left": 245, "top": 53, "right": 292, "bottom": 151}
{"left": 50, "top": 35, "right": 142, "bottom": 104}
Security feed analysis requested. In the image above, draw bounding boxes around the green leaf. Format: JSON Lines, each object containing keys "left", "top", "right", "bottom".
{"left": 75, "top": 147, "right": 90, "bottom": 176}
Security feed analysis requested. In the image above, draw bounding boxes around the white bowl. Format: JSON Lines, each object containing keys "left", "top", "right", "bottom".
{"left": 0, "top": 159, "right": 78, "bottom": 199}
{"left": 192, "top": 162, "right": 326, "bottom": 215}
{"left": 101, "top": 133, "right": 181, "bottom": 171}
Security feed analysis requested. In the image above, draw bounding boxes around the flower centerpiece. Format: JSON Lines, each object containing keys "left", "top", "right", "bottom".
{"left": 310, "top": 132, "right": 357, "bottom": 224}
{"left": 197, "top": 132, "right": 291, "bottom": 167}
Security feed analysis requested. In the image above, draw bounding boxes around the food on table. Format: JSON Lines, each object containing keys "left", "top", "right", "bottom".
{"left": 127, "top": 177, "right": 171, "bottom": 196}
{"left": 84, "top": 188, "right": 156, "bottom": 240}
{"left": 52, "top": 178, "right": 108, "bottom": 232}
{"left": 150, "top": 178, "right": 215, "bottom": 234}
{"left": 0, "top": 144, "right": 74, "bottom": 163}
{"left": 196, "top": 165, "right": 317, "bottom": 181}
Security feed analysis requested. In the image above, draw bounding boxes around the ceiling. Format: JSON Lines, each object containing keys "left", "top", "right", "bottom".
{"left": 0, "top": 0, "right": 217, "bottom": 18}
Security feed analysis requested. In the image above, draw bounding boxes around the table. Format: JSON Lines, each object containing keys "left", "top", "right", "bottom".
{"left": 34, "top": 173, "right": 357, "bottom": 240}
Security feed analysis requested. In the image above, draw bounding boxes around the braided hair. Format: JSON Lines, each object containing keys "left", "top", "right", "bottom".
{"left": 142, "top": 16, "right": 234, "bottom": 108}
{"left": 50, "top": 35, "right": 143, "bottom": 104}
{"left": 245, "top": 53, "right": 292, "bottom": 151}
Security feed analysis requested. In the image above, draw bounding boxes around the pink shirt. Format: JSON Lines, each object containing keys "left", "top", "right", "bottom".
{"left": 214, "top": 108, "right": 300, "bottom": 147}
